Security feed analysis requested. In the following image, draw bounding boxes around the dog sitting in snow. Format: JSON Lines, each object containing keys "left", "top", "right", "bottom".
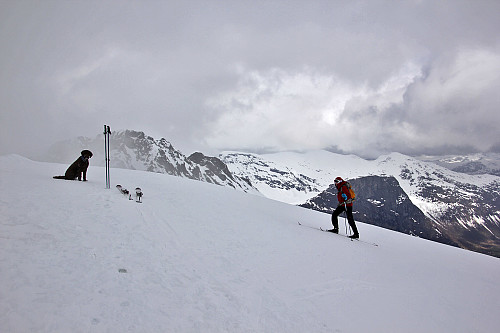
{"left": 53, "top": 150, "right": 93, "bottom": 181}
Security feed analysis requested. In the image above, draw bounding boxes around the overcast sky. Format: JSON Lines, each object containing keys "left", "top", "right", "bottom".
{"left": 1, "top": 0, "right": 499, "bottom": 158}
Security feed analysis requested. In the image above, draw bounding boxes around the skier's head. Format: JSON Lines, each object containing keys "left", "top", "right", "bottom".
{"left": 334, "top": 177, "right": 344, "bottom": 188}
{"left": 81, "top": 150, "right": 93, "bottom": 159}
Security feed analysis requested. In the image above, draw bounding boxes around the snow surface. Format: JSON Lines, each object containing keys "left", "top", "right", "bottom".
{"left": 1, "top": 155, "right": 499, "bottom": 333}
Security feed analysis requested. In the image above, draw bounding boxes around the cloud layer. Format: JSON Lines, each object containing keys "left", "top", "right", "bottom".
{"left": 206, "top": 48, "right": 500, "bottom": 157}
{"left": 1, "top": 0, "right": 499, "bottom": 158}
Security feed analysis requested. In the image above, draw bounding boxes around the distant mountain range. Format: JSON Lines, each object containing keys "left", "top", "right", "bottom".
{"left": 220, "top": 151, "right": 500, "bottom": 258}
{"left": 40, "top": 129, "right": 500, "bottom": 257}
{"left": 418, "top": 153, "right": 500, "bottom": 177}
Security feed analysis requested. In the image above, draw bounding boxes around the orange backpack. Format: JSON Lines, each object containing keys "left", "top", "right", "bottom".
{"left": 343, "top": 181, "right": 356, "bottom": 201}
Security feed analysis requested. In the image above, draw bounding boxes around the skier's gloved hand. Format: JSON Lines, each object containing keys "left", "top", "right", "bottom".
{"left": 342, "top": 193, "right": 348, "bottom": 200}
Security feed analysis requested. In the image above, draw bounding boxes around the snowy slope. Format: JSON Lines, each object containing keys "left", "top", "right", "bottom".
{"left": 1, "top": 155, "right": 500, "bottom": 333}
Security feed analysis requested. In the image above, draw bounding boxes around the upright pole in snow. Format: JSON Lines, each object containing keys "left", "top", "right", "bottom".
{"left": 103, "top": 125, "right": 107, "bottom": 188}
{"left": 107, "top": 126, "right": 111, "bottom": 187}
{"left": 103, "top": 125, "right": 111, "bottom": 189}
{"left": 104, "top": 125, "right": 108, "bottom": 188}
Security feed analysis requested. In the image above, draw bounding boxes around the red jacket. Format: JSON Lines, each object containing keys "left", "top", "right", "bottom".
{"left": 336, "top": 181, "right": 353, "bottom": 207}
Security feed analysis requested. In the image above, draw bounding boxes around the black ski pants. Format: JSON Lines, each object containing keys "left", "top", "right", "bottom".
{"left": 331, "top": 204, "right": 359, "bottom": 235}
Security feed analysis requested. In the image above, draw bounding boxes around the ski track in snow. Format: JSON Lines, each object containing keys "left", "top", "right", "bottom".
{"left": 1, "top": 155, "right": 499, "bottom": 332}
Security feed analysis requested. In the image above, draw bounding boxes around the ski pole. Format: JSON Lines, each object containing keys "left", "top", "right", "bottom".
{"left": 103, "top": 125, "right": 111, "bottom": 188}
{"left": 344, "top": 203, "right": 348, "bottom": 235}
{"left": 104, "top": 125, "right": 108, "bottom": 188}
{"left": 106, "top": 125, "right": 111, "bottom": 188}
{"left": 344, "top": 202, "right": 351, "bottom": 236}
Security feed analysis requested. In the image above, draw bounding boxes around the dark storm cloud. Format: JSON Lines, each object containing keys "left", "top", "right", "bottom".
{"left": 1, "top": 0, "right": 499, "bottom": 158}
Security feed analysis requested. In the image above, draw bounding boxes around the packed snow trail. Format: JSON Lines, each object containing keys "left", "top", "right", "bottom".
{"left": 1, "top": 155, "right": 499, "bottom": 332}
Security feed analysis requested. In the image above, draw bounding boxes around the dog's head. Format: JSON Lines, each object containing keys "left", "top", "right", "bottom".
{"left": 81, "top": 150, "right": 93, "bottom": 159}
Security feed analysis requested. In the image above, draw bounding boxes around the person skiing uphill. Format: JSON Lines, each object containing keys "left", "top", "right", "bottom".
{"left": 328, "top": 176, "right": 359, "bottom": 239}
{"left": 53, "top": 150, "right": 93, "bottom": 181}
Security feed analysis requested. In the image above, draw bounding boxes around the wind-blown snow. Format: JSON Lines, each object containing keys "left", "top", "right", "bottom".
{"left": 1, "top": 155, "right": 499, "bottom": 332}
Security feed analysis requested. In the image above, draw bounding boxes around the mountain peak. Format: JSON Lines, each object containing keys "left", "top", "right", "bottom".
{"left": 42, "top": 129, "right": 257, "bottom": 193}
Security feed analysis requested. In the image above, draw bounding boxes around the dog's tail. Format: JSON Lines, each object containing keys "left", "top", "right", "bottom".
{"left": 53, "top": 176, "right": 66, "bottom": 179}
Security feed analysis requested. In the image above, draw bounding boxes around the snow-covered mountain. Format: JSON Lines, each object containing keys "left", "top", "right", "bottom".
{"left": 220, "top": 151, "right": 371, "bottom": 204}
{"left": 419, "top": 152, "right": 500, "bottom": 177}
{"left": 220, "top": 151, "right": 500, "bottom": 257}
{"left": 42, "top": 130, "right": 256, "bottom": 193}
{"left": 1, "top": 155, "right": 499, "bottom": 332}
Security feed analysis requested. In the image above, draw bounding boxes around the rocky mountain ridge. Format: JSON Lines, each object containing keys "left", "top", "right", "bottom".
{"left": 221, "top": 151, "right": 500, "bottom": 257}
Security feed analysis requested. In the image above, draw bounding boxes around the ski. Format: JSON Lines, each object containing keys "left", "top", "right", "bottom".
{"left": 116, "top": 185, "right": 142, "bottom": 202}
{"left": 135, "top": 187, "right": 143, "bottom": 203}
{"left": 298, "top": 222, "right": 378, "bottom": 246}
{"left": 116, "top": 184, "right": 129, "bottom": 195}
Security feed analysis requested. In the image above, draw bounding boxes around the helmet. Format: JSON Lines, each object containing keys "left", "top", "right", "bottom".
{"left": 334, "top": 177, "right": 343, "bottom": 184}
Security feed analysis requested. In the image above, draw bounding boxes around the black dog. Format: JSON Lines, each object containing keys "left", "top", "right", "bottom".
{"left": 53, "top": 150, "right": 93, "bottom": 181}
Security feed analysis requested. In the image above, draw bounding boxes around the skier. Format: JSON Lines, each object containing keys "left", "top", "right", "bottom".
{"left": 53, "top": 150, "right": 93, "bottom": 181}
{"left": 328, "top": 176, "right": 359, "bottom": 239}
